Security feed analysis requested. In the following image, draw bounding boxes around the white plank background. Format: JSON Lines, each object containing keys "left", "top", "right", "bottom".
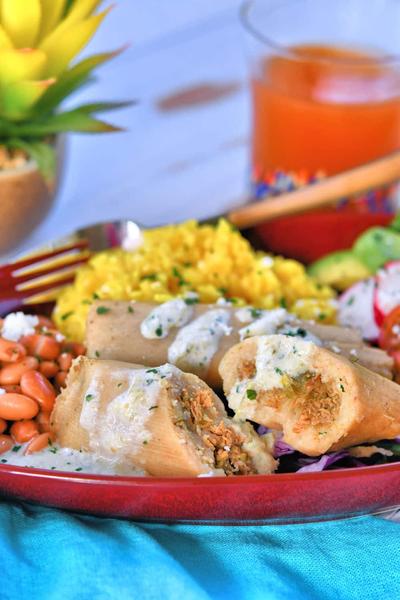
{"left": 9, "top": 0, "right": 249, "bottom": 259}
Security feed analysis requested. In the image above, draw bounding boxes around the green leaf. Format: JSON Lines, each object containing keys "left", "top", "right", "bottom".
{"left": 5, "top": 107, "right": 124, "bottom": 136}
{"left": 73, "top": 101, "right": 134, "bottom": 114}
{"left": 7, "top": 138, "right": 56, "bottom": 181}
{"left": 33, "top": 47, "right": 125, "bottom": 115}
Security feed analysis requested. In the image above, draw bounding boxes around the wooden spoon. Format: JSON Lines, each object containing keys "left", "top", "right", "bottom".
{"left": 227, "top": 151, "right": 400, "bottom": 229}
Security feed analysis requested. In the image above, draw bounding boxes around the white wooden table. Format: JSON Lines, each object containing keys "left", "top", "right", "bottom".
{"left": 10, "top": 0, "right": 248, "bottom": 259}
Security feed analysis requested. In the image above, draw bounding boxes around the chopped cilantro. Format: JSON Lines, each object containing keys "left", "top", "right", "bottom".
{"left": 49, "top": 447, "right": 58, "bottom": 454}
{"left": 155, "top": 326, "right": 163, "bottom": 337}
{"left": 1, "top": 459, "right": 7, "bottom": 463}
{"left": 93, "top": 292, "right": 100, "bottom": 299}
{"left": 75, "top": 467, "right": 83, "bottom": 472}
{"left": 128, "top": 305, "right": 134, "bottom": 313}
{"left": 346, "top": 296, "right": 355, "bottom": 306}
{"left": 339, "top": 384, "right": 345, "bottom": 392}
{"left": 12, "top": 446, "right": 21, "bottom": 452}
{"left": 318, "top": 313, "right": 327, "bottom": 321}
{"left": 95, "top": 351, "right": 100, "bottom": 358}
{"left": 296, "top": 328, "right": 307, "bottom": 338}
{"left": 117, "top": 383, "right": 123, "bottom": 388}
{"left": 96, "top": 306, "right": 110, "bottom": 315}
{"left": 280, "top": 298, "right": 287, "bottom": 309}
{"left": 61, "top": 311, "right": 74, "bottom": 321}
{"left": 143, "top": 440, "right": 148, "bottom": 445}
{"left": 85, "top": 394, "right": 94, "bottom": 402}
{"left": 246, "top": 389, "right": 257, "bottom": 400}
{"left": 275, "top": 367, "right": 283, "bottom": 376}
{"left": 142, "top": 273, "right": 157, "bottom": 282}
{"left": 146, "top": 369, "right": 158, "bottom": 374}
{"left": 184, "top": 297, "right": 199, "bottom": 305}
{"left": 250, "top": 308, "right": 262, "bottom": 319}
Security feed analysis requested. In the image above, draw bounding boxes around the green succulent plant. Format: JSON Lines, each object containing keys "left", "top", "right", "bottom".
{"left": 0, "top": 0, "right": 129, "bottom": 179}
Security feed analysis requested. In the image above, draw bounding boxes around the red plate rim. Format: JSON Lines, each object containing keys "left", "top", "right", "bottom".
{"left": 1, "top": 459, "right": 399, "bottom": 486}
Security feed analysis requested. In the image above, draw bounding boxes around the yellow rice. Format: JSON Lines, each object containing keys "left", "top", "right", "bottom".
{"left": 54, "top": 220, "right": 336, "bottom": 341}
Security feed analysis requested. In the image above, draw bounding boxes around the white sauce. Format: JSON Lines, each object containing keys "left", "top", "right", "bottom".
{"left": 79, "top": 364, "right": 178, "bottom": 464}
{"left": 2, "top": 312, "right": 39, "bottom": 341}
{"left": 227, "top": 335, "right": 314, "bottom": 419}
{"left": 279, "top": 325, "right": 322, "bottom": 346}
{"left": 140, "top": 298, "right": 194, "bottom": 339}
{"left": 168, "top": 309, "right": 231, "bottom": 372}
{"left": 0, "top": 443, "right": 145, "bottom": 475}
{"left": 238, "top": 308, "right": 291, "bottom": 340}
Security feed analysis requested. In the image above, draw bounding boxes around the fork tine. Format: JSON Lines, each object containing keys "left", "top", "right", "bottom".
{"left": 4, "top": 257, "right": 89, "bottom": 289}
{"left": 0, "top": 274, "right": 77, "bottom": 300}
{"left": 6, "top": 241, "right": 89, "bottom": 273}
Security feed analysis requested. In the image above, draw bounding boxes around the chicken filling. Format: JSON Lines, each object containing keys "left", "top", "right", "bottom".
{"left": 177, "top": 387, "right": 257, "bottom": 475}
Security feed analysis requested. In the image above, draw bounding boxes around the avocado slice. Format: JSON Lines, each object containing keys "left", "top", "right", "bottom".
{"left": 353, "top": 227, "right": 400, "bottom": 272}
{"left": 308, "top": 250, "right": 371, "bottom": 290}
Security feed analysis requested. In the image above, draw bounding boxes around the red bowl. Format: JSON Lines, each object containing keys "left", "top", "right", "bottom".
{"left": 0, "top": 462, "right": 399, "bottom": 523}
{"left": 256, "top": 211, "right": 393, "bottom": 263}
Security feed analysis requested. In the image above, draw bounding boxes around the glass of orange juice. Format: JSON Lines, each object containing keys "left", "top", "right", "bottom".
{"left": 241, "top": 0, "right": 400, "bottom": 262}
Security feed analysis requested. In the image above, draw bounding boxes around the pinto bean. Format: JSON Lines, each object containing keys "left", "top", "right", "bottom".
{"left": 0, "top": 393, "right": 39, "bottom": 420}
{"left": 21, "top": 334, "right": 61, "bottom": 361}
{"left": 0, "top": 356, "right": 39, "bottom": 385}
{"left": 24, "top": 432, "right": 53, "bottom": 455}
{"left": 0, "top": 434, "right": 13, "bottom": 455}
{"left": 0, "top": 338, "right": 26, "bottom": 363}
{"left": 10, "top": 420, "right": 39, "bottom": 443}
{"left": 20, "top": 371, "right": 56, "bottom": 413}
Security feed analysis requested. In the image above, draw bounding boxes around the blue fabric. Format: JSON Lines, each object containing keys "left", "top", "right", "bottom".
{"left": 1, "top": 501, "right": 399, "bottom": 600}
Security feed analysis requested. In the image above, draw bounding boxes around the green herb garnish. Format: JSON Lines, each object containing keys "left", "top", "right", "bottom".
{"left": 275, "top": 367, "right": 283, "bottom": 376}
{"left": 155, "top": 326, "right": 163, "bottom": 337}
{"left": 95, "top": 351, "right": 100, "bottom": 358}
{"left": 96, "top": 306, "right": 110, "bottom": 315}
{"left": 12, "top": 446, "right": 21, "bottom": 453}
{"left": 184, "top": 297, "right": 199, "bottom": 305}
{"left": 142, "top": 273, "right": 158, "bottom": 282}
{"left": 75, "top": 467, "right": 83, "bottom": 472}
{"left": 146, "top": 369, "right": 158, "bottom": 374}
{"left": 61, "top": 311, "right": 74, "bottom": 321}
{"left": 85, "top": 394, "right": 94, "bottom": 402}
{"left": 250, "top": 308, "right": 262, "bottom": 319}
{"left": 246, "top": 389, "right": 257, "bottom": 400}
{"left": 128, "top": 305, "right": 134, "bottom": 313}
{"left": 280, "top": 298, "right": 287, "bottom": 309}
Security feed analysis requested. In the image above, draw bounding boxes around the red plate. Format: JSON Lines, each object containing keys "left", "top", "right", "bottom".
{"left": 1, "top": 223, "right": 399, "bottom": 524}
{"left": 0, "top": 462, "right": 399, "bottom": 523}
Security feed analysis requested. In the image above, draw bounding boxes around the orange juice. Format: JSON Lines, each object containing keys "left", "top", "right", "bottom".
{"left": 252, "top": 45, "right": 400, "bottom": 176}
{"left": 251, "top": 45, "right": 400, "bottom": 260}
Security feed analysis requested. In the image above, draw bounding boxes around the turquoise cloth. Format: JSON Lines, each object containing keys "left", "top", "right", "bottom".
{"left": 1, "top": 501, "right": 399, "bottom": 600}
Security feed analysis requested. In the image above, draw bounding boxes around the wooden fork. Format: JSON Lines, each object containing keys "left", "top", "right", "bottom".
{"left": 0, "top": 241, "right": 90, "bottom": 315}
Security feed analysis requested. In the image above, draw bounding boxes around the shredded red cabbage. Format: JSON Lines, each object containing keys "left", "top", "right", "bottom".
{"left": 296, "top": 451, "right": 349, "bottom": 473}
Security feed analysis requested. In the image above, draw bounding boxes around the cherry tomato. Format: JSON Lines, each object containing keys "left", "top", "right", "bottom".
{"left": 378, "top": 306, "right": 400, "bottom": 352}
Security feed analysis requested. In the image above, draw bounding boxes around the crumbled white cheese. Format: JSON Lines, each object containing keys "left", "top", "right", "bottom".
{"left": 2, "top": 312, "right": 39, "bottom": 341}
{"left": 261, "top": 256, "right": 274, "bottom": 268}
{"left": 0, "top": 388, "right": 5, "bottom": 395}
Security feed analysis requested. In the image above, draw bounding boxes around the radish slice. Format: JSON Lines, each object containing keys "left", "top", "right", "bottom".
{"left": 374, "top": 264, "right": 400, "bottom": 326}
{"left": 338, "top": 278, "right": 379, "bottom": 341}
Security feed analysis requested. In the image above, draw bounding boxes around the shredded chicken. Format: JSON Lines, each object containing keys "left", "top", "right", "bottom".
{"left": 290, "top": 374, "right": 341, "bottom": 433}
{"left": 178, "top": 387, "right": 256, "bottom": 475}
{"left": 237, "top": 359, "right": 256, "bottom": 380}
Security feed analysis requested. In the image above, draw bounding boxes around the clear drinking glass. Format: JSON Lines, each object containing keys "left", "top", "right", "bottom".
{"left": 241, "top": 0, "right": 400, "bottom": 261}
